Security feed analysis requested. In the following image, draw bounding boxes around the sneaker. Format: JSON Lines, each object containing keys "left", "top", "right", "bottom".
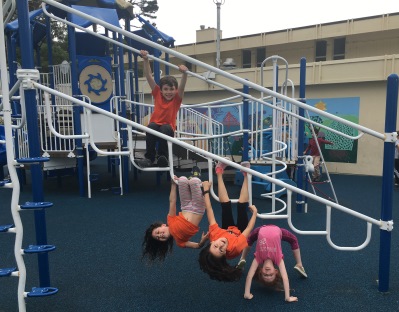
{"left": 190, "top": 166, "right": 201, "bottom": 179}
{"left": 240, "top": 161, "right": 250, "bottom": 176}
{"left": 236, "top": 259, "right": 246, "bottom": 270}
{"left": 157, "top": 155, "right": 168, "bottom": 167}
{"left": 294, "top": 265, "right": 308, "bottom": 278}
{"left": 215, "top": 157, "right": 231, "bottom": 174}
{"left": 136, "top": 158, "right": 152, "bottom": 168}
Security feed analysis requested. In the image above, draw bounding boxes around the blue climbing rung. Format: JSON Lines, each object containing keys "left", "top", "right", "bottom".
{"left": 27, "top": 287, "right": 59, "bottom": 297}
{"left": 0, "top": 224, "right": 14, "bottom": 232}
{"left": 0, "top": 179, "right": 11, "bottom": 187}
{"left": 24, "top": 245, "right": 56, "bottom": 254}
{"left": 16, "top": 157, "right": 50, "bottom": 163}
{"left": 0, "top": 267, "right": 17, "bottom": 277}
{"left": 20, "top": 201, "right": 53, "bottom": 210}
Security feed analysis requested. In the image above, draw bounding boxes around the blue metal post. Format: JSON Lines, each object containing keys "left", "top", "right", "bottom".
{"left": 296, "top": 58, "right": 306, "bottom": 212}
{"left": 16, "top": 0, "right": 50, "bottom": 286}
{"left": 378, "top": 73, "right": 398, "bottom": 292}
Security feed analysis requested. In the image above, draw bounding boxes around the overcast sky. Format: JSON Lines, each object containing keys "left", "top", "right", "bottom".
{"left": 134, "top": 0, "right": 399, "bottom": 46}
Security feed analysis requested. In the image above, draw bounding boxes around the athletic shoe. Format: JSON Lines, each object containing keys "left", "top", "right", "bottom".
{"left": 215, "top": 157, "right": 231, "bottom": 174}
{"left": 294, "top": 265, "right": 308, "bottom": 278}
{"left": 240, "top": 161, "right": 250, "bottom": 176}
{"left": 157, "top": 155, "right": 168, "bottom": 167}
{"left": 136, "top": 158, "right": 152, "bottom": 168}
{"left": 236, "top": 259, "right": 246, "bottom": 270}
{"left": 190, "top": 166, "right": 201, "bottom": 179}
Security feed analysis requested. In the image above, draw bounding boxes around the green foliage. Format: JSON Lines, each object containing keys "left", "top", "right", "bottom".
{"left": 128, "top": 0, "right": 159, "bottom": 19}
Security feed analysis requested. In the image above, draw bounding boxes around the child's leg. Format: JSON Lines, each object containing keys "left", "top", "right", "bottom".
{"left": 157, "top": 124, "right": 174, "bottom": 158}
{"left": 216, "top": 171, "right": 229, "bottom": 202}
{"left": 236, "top": 173, "right": 249, "bottom": 232}
{"left": 177, "top": 176, "right": 192, "bottom": 210}
{"left": 281, "top": 228, "right": 303, "bottom": 267}
{"left": 188, "top": 177, "right": 206, "bottom": 215}
{"left": 145, "top": 122, "right": 162, "bottom": 162}
{"left": 221, "top": 202, "right": 235, "bottom": 229}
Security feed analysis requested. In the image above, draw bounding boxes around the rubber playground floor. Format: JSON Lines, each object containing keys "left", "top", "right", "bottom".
{"left": 0, "top": 161, "right": 398, "bottom": 311}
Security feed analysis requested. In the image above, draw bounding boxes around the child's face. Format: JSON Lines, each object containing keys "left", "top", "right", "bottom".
{"left": 160, "top": 85, "right": 178, "bottom": 102}
{"left": 209, "top": 237, "right": 228, "bottom": 258}
{"left": 151, "top": 224, "right": 170, "bottom": 241}
{"left": 261, "top": 259, "right": 278, "bottom": 282}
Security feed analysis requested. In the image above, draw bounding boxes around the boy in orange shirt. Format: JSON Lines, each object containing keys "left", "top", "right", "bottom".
{"left": 137, "top": 50, "right": 188, "bottom": 168}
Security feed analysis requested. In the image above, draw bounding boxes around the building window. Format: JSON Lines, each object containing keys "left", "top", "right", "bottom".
{"left": 185, "top": 60, "right": 193, "bottom": 71}
{"left": 315, "top": 40, "right": 327, "bottom": 62}
{"left": 333, "top": 37, "right": 346, "bottom": 60}
{"left": 242, "top": 49, "right": 251, "bottom": 68}
{"left": 256, "top": 48, "right": 266, "bottom": 67}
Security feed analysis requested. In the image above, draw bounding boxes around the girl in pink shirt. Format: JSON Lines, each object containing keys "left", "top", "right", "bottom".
{"left": 242, "top": 225, "right": 307, "bottom": 302}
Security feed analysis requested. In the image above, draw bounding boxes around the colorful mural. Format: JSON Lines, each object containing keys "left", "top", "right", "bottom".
{"left": 306, "top": 97, "right": 359, "bottom": 163}
{"left": 194, "top": 97, "right": 360, "bottom": 163}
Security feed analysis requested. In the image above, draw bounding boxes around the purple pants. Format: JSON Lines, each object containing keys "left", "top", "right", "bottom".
{"left": 178, "top": 176, "right": 205, "bottom": 215}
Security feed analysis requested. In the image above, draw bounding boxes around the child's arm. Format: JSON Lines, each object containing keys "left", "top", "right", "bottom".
{"left": 184, "top": 231, "right": 210, "bottom": 249}
{"left": 278, "top": 259, "right": 298, "bottom": 302}
{"left": 140, "top": 50, "right": 157, "bottom": 91}
{"left": 168, "top": 180, "right": 177, "bottom": 217}
{"left": 241, "top": 205, "right": 258, "bottom": 238}
{"left": 203, "top": 181, "right": 217, "bottom": 226}
{"left": 177, "top": 65, "right": 188, "bottom": 98}
{"left": 243, "top": 258, "right": 258, "bottom": 299}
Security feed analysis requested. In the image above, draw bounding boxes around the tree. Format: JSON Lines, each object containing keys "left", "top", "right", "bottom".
{"left": 128, "top": 0, "right": 159, "bottom": 19}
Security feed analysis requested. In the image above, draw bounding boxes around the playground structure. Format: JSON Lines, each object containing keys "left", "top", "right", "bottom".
{"left": 0, "top": 0, "right": 397, "bottom": 311}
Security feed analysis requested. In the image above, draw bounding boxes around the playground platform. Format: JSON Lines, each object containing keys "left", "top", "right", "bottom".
{"left": 0, "top": 163, "right": 398, "bottom": 311}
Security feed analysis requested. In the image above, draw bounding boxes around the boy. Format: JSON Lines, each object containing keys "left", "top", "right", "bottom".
{"left": 137, "top": 50, "right": 188, "bottom": 168}
{"left": 303, "top": 128, "right": 333, "bottom": 181}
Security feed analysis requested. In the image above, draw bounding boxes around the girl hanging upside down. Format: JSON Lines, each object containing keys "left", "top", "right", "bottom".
{"left": 142, "top": 167, "right": 210, "bottom": 262}
{"left": 241, "top": 225, "right": 307, "bottom": 302}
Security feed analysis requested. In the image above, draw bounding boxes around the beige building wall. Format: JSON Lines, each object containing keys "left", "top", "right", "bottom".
{"left": 135, "top": 13, "right": 399, "bottom": 176}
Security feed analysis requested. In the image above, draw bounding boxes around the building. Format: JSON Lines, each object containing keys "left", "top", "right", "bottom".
{"left": 138, "top": 13, "right": 399, "bottom": 176}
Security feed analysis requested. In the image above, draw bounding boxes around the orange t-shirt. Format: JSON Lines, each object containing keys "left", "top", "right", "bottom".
{"left": 149, "top": 85, "right": 182, "bottom": 131}
{"left": 209, "top": 223, "right": 248, "bottom": 259}
{"left": 167, "top": 213, "right": 199, "bottom": 248}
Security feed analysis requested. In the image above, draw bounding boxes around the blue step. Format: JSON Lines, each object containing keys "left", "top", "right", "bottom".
{"left": 0, "top": 224, "right": 14, "bottom": 232}
{"left": 20, "top": 201, "right": 53, "bottom": 210}
{"left": 24, "top": 245, "right": 56, "bottom": 254}
{"left": 16, "top": 157, "right": 50, "bottom": 164}
{"left": 27, "top": 287, "right": 59, "bottom": 297}
{"left": 0, "top": 179, "right": 11, "bottom": 187}
{"left": 0, "top": 267, "right": 17, "bottom": 277}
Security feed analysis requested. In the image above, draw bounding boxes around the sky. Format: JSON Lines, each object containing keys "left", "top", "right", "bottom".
{"left": 134, "top": 0, "right": 399, "bottom": 46}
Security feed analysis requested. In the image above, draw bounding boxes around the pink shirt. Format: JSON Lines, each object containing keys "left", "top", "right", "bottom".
{"left": 254, "top": 225, "right": 284, "bottom": 266}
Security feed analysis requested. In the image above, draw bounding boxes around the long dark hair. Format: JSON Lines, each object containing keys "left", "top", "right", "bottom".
{"left": 142, "top": 222, "right": 174, "bottom": 263}
{"left": 198, "top": 244, "right": 242, "bottom": 282}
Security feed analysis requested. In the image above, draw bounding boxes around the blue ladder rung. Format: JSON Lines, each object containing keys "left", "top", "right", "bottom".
{"left": 0, "top": 267, "right": 17, "bottom": 277}
{"left": 27, "top": 287, "right": 59, "bottom": 297}
{"left": 0, "top": 224, "right": 14, "bottom": 232}
{"left": 20, "top": 201, "right": 53, "bottom": 210}
{"left": 0, "top": 179, "right": 11, "bottom": 187}
{"left": 24, "top": 244, "right": 56, "bottom": 254}
{"left": 16, "top": 157, "right": 50, "bottom": 164}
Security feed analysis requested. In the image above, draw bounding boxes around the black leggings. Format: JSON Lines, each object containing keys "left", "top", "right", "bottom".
{"left": 221, "top": 201, "right": 249, "bottom": 232}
